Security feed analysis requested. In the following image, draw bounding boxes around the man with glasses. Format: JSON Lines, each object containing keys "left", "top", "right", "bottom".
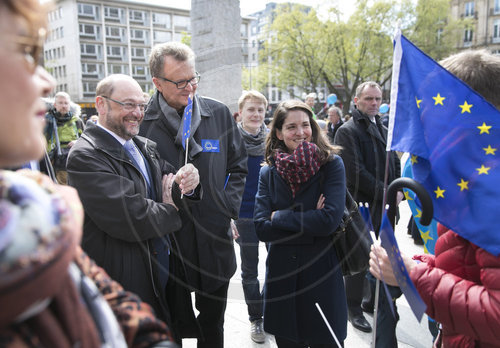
{"left": 140, "top": 42, "right": 247, "bottom": 347}
{"left": 66, "top": 73, "right": 201, "bottom": 328}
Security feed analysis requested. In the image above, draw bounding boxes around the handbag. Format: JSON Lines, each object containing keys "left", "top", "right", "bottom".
{"left": 332, "top": 189, "right": 372, "bottom": 276}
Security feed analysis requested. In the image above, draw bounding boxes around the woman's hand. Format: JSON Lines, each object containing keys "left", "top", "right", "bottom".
{"left": 316, "top": 194, "right": 325, "bottom": 209}
{"left": 369, "top": 244, "right": 416, "bottom": 286}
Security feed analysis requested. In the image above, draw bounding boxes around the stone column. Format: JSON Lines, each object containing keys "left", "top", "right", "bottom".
{"left": 190, "top": 0, "right": 242, "bottom": 113}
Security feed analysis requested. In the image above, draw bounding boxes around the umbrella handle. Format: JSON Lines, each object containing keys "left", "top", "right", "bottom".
{"left": 386, "top": 177, "right": 433, "bottom": 226}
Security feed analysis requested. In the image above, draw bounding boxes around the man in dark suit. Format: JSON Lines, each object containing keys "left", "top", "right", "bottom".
{"left": 334, "top": 81, "right": 402, "bottom": 345}
{"left": 67, "top": 74, "right": 200, "bottom": 327}
{"left": 139, "top": 42, "right": 247, "bottom": 347}
{"left": 326, "top": 106, "right": 343, "bottom": 144}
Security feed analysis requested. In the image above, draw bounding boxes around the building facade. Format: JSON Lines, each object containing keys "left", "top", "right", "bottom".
{"left": 45, "top": 0, "right": 251, "bottom": 115}
{"left": 450, "top": 0, "right": 500, "bottom": 54}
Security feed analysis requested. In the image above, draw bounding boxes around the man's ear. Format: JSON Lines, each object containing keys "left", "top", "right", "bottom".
{"left": 152, "top": 77, "right": 162, "bottom": 92}
{"left": 95, "top": 96, "right": 106, "bottom": 115}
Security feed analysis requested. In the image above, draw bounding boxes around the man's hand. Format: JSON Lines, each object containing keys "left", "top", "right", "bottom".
{"left": 162, "top": 173, "right": 178, "bottom": 210}
{"left": 175, "top": 163, "right": 199, "bottom": 194}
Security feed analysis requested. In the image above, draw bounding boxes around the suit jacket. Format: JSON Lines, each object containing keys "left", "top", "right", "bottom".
{"left": 334, "top": 109, "right": 400, "bottom": 231}
{"left": 254, "top": 157, "right": 347, "bottom": 344}
{"left": 67, "top": 123, "right": 198, "bottom": 324}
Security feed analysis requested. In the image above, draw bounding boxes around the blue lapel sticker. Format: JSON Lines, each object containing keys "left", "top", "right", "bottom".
{"left": 201, "top": 139, "right": 219, "bottom": 152}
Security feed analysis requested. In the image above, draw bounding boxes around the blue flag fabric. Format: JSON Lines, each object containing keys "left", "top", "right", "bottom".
{"left": 387, "top": 32, "right": 500, "bottom": 256}
{"left": 182, "top": 96, "right": 193, "bottom": 150}
{"left": 379, "top": 210, "right": 427, "bottom": 321}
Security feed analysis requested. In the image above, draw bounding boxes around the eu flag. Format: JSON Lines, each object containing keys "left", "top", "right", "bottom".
{"left": 387, "top": 32, "right": 500, "bottom": 256}
{"left": 182, "top": 95, "right": 193, "bottom": 150}
{"left": 379, "top": 210, "right": 427, "bottom": 321}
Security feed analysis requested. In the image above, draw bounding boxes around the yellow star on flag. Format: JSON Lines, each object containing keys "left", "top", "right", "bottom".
{"left": 457, "top": 179, "right": 469, "bottom": 191}
{"left": 411, "top": 155, "right": 418, "bottom": 164}
{"left": 459, "top": 101, "right": 473, "bottom": 114}
{"left": 478, "top": 122, "right": 492, "bottom": 134}
{"left": 483, "top": 145, "right": 497, "bottom": 155}
{"left": 404, "top": 191, "right": 413, "bottom": 200}
{"left": 416, "top": 97, "right": 422, "bottom": 109}
{"left": 415, "top": 208, "right": 422, "bottom": 218}
{"left": 434, "top": 186, "right": 445, "bottom": 198}
{"left": 476, "top": 165, "right": 491, "bottom": 175}
{"left": 433, "top": 93, "right": 445, "bottom": 105}
{"left": 420, "top": 230, "right": 434, "bottom": 244}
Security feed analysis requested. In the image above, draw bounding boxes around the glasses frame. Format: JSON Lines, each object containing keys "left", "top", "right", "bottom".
{"left": 156, "top": 72, "right": 200, "bottom": 89}
{"left": 8, "top": 28, "right": 46, "bottom": 74}
{"left": 101, "top": 96, "right": 148, "bottom": 112}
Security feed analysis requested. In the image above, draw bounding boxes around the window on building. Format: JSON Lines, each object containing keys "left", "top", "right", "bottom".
{"left": 153, "top": 13, "right": 171, "bottom": 28}
{"left": 81, "top": 43, "right": 102, "bottom": 57}
{"left": 241, "top": 23, "right": 248, "bottom": 37}
{"left": 130, "top": 29, "right": 146, "bottom": 41}
{"left": 464, "top": 1, "right": 474, "bottom": 17}
{"left": 106, "top": 26, "right": 124, "bottom": 39}
{"left": 108, "top": 64, "right": 129, "bottom": 74}
{"left": 494, "top": 19, "right": 500, "bottom": 42}
{"left": 495, "top": 0, "right": 500, "bottom": 14}
{"left": 173, "top": 32, "right": 185, "bottom": 42}
{"left": 131, "top": 47, "right": 146, "bottom": 59}
{"left": 173, "top": 15, "right": 190, "bottom": 30}
{"left": 106, "top": 46, "right": 125, "bottom": 58}
{"left": 79, "top": 24, "right": 101, "bottom": 39}
{"left": 464, "top": 28, "right": 473, "bottom": 43}
{"left": 58, "top": 7, "right": 63, "bottom": 19}
{"left": 78, "top": 3, "right": 99, "bottom": 19}
{"left": 82, "top": 63, "right": 98, "bottom": 74}
{"left": 154, "top": 30, "right": 171, "bottom": 43}
{"left": 63, "top": 65, "right": 66, "bottom": 77}
{"left": 132, "top": 65, "right": 148, "bottom": 77}
{"left": 129, "top": 10, "right": 146, "bottom": 23}
{"left": 104, "top": 7, "right": 122, "bottom": 20}
{"left": 83, "top": 81, "right": 98, "bottom": 95}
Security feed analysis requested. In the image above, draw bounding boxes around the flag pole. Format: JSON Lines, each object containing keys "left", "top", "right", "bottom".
{"left": 372, "top": 26, "right": 403, "bottom": 348}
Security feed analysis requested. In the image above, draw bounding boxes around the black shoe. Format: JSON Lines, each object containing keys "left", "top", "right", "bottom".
{"left": 349, "top": 314, "right": 372, "bottom": 333}
{"left": 361, "top": 302, "right": 374, "bottom": 314}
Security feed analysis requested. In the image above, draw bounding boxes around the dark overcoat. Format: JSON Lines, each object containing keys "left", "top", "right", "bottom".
{"left": 334, "top": 109, "right": 400, "bottom": 231}
{"left": 67, "top": 123, "right": 191, "bottom": 323}
{"left": 254, "top": 156, "right": 348, "bottom": 344}
{"left": 140, "top": 92, "right": 248, "bottom": 293}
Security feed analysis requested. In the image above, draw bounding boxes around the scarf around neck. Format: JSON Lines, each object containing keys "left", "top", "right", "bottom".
{"left": 158, "top": 92, "right": 203, "bottom": 160}
{"left": 274, "top": 141, "right": 322, "bottom": 197}
{"left": 237, "top": 122, "right": 268, "bottom": 156}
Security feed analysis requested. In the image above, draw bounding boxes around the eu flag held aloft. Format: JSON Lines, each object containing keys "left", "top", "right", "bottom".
{"left": 387, "top": 31, "right": 500, "bottom": 256}
{"left": 182, "top": 95, "right": 193, "bottom": 150}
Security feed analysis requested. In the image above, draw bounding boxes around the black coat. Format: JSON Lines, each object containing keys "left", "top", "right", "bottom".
{"left": 333, "top": 109, "right": 400, "bottom": 231}
{"left": 67, "top": 123, "right": 194, "bottom": 323}
{"left": 254, "top": 157, "right": 348, "bottom": 344}
{"left": 140, "top": 92, "right": 248, "bottom": 292}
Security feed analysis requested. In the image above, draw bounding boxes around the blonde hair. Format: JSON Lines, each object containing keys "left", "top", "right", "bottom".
{"left": 238, "top": 90, "right": 268, "bottom": 111}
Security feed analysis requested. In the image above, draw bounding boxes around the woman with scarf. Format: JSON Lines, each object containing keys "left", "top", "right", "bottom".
{"left": 233, "top": 90, "right": 269, "bottom": 343}
{"left": 0, "top": 0, "right": 175, "bottom": 347}
{"left": 254, "top": 100, "right": 347, "bottom": 347}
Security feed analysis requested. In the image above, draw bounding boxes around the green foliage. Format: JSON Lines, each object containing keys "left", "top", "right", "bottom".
{"left": 252, "top": 0, "right": 464, "bottom": 114}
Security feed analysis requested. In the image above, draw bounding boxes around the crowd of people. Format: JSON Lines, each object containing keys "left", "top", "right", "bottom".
{"left": 2, "top": 0, "right": 500, "bottom": 348}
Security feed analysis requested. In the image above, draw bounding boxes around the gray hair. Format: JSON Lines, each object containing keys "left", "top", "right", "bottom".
{"left": 355, "top": 81, "right": 382, "bottom": 98}
{"left": 149, "top": 41, "right": 195, "bottom": 78}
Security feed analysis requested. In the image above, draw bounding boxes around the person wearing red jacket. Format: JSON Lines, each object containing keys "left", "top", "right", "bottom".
{"left": 369, "top": 49, "right": 500, "bottom": 347}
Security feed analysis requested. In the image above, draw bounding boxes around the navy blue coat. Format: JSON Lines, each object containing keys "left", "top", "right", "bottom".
{"left": 254, "top": 155, "right": 348, "bottom": 344}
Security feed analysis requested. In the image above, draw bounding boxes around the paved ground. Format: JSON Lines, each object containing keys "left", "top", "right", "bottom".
{"left": 182, "top": 202, "right": 434, "bottom": 347}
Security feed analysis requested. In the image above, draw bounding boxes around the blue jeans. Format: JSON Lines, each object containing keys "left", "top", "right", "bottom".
{"left": 235, "top": 218, "right": 263, "bottom": 322}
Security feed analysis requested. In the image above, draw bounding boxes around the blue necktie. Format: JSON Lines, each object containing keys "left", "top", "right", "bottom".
{"left": 124, "top": 140, "right": 151, "bottom": 188}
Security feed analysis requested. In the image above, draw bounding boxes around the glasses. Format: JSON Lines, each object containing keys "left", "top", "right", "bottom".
{"left": 156, "top": 72, "right": 200, "bottom": 89}
{"left": 9, "top": 28, "right": 46, "bottom": 73}
{"left": 101, "top": 96, "right": 148, "bottom": 112}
